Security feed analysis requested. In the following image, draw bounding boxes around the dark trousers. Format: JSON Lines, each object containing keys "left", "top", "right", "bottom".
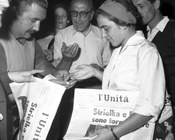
{"left": 46, "top": 77, "right": 102, "bottom": 140}
{"left": 46, "top": 87, "right": 74, "bottom": 140}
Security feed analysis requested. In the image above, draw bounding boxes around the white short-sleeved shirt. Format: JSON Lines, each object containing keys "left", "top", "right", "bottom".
{"left": 102, "top": 31, "right": 165, "bottom": 140}
{"left": 54, "top": 24, "right": 111, "bottom": 73}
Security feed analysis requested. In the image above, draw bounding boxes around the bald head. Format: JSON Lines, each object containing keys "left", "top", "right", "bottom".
{"left": 70, "top": 0, "right": 94, "bottom": 11}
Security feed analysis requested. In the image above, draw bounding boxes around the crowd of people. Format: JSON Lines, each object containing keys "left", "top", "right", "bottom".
{"left": 0, "top": 0, "right": 175, "bottom": 140}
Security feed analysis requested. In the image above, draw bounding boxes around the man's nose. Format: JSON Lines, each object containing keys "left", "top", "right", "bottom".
{"left": 76, "top": 14, "right": 82, "bottom": 22}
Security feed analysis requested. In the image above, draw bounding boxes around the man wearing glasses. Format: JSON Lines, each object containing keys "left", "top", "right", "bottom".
{"left": 53, "top": 0, "right": 111, "bottom": 77}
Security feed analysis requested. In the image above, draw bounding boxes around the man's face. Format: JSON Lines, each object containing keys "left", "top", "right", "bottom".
{"left": 14, "top": 3, "right": 46, "bottom": 39}
{"left": 132, "top": 0, "right": 157, "bottom": 25}
{"left": 70, "top": 0, "right": 94, "bottom": 33}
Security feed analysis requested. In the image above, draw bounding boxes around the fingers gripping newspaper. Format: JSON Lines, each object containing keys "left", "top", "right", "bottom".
{"left": 64, "top": 89, "right": 156, "bottom": 140}
{"left": 10, "top": 77, "right": 66, "bottom": 140}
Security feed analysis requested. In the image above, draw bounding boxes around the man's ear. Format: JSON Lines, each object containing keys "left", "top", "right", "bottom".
{"left": 154, "top": 0, "right": 160, "bottom": 10}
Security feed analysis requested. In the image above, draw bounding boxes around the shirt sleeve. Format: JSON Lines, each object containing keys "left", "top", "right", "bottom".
{"left": 0, "top": 42, "right": 13, "bottom": 95}
{"left": 134, "top": 46, "right": 165, "bottom": 121}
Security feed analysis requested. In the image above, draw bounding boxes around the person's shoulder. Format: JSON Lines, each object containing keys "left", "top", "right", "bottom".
{"left": 139, "top": 38, "right": 159, "bottom": 55}
{"left": 162, "top": 19, "right": 175, "bottom": 39}
{"left": 91, "top": 24, "right": 104, "bottom": 37}
{"left": 55, "top": 25, "right": 74, "bottom": 39}
{"left": 133, "top": 31, "right": 157, "bottom": 52}
{"left": 91, "top": 25, "right": 102, "bottom": 32}
{"left": 167, "top": 19, "right": 175, "bottom": 26}
{"left": 59, "top": 25, "right": 74, "bottom": 34}
{"left": 164, "top": 19, "right": 175, "bottom": 31}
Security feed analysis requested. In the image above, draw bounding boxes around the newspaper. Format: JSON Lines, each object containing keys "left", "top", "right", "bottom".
{"left": 10, "top": 77, "right": 66, "bottom": 140}
{"left": 64, "top": 88, "right": 155, "bottom": 140}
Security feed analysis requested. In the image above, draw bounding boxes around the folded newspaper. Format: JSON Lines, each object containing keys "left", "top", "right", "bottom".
{"left": 10, "top": 76, "right": 66, "bottom": 140}
{"left": 63, "top": 88, "right": 155, "bottom": 140}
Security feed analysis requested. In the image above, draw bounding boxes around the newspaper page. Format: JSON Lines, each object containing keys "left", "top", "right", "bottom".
{"left": 10, "top": 77, "right": 66, "bottom": 140}
{"left": 64, "top": 88, "right": 155, "bottom": 140}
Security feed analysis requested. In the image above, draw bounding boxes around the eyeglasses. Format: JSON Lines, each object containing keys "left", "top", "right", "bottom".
{"left": 70, "top": 9, "right": 92, "bottom": 18}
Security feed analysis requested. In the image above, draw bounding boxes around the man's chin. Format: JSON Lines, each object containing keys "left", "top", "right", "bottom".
{"left": 75, "top": 27, "right": 87, "bottom": 33}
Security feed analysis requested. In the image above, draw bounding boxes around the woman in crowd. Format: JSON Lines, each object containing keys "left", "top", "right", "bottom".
{"left": 71, "top": 0, "right": 165, "bottom": 139}
{"left": 37, "top": 2, "right": 70, "bottom": 62}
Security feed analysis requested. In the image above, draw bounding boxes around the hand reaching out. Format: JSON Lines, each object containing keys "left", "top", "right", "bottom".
{"left": 8, "top": 70, "right": 44, "bottom": 83}
{"left": 50, "top": 70, "right": 77, "bottom": 88}
{"left": 70, "top": 64, "right": 97, "bottom": 80}
{"left": 55, "top": 70, "right": 71, "bottom": 82}
{"left": 43, "top": 49, "right": 53, "bottom": 62}
{"left": 70, "top": 64, "right": 103, "bottom": 81}
{"left": 61, "top": 42, "right": 80, "bottom": 58}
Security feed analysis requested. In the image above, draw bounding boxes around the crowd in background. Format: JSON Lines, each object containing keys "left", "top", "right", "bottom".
{"left": 36, "top": 0, "right": 175, "bottom": 38}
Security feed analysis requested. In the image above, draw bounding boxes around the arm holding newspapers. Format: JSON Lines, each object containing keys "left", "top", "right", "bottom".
{"left": 0, "top": 70, "right": 43, "bottom": 102}
{"left": 93, "top": 114, "right": 152, "bottom": 140}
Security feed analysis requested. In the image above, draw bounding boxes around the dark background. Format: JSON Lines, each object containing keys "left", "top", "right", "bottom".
{"left": 36, "top": 0, "right": 175, "bottom": 38}
{"left": 47, "top": 0, "right": 175, "bottom": 19}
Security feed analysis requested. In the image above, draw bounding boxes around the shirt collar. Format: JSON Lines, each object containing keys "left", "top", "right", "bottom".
{"left": 72, "top": 24, "right": 93, "bottom": 36}
{"left": 147, "top": 16, "right": 169, "bottom": 33}
{"left": 16, "top": 37, "right": 26, "bottom": 45}
{"left": 119, "top": 30, "right": 145, "bottom": 54}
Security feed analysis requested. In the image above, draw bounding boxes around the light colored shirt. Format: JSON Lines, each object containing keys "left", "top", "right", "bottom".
{"left": 54, "top": 24, "right": 111, "bottom": 73}
{"left": 147, "top": 16, "right": 169, "bottom": 41}
{"left": 0, "top": 33, "right": 50, "bottom": 95}
{"left": 0, "top": 34, "right": 35, "bottom": 71}
{"left": 102, "top": 31, "right": 165, "bottom": 140}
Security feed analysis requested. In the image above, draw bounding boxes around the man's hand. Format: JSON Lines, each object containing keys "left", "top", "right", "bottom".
{"left": 55, "top": 70, "right": 70, "bottom": 81}
{"left": 50, "top": 70, "right": 76, "bottom": 88}
{"left": 70, "top": 64, "right": 97, "bottom": 80}
{"left": 61, "top": 42, "right": 80, "bottom": 58}
{"left": 43, "top": 49, "right": 53, "bottom": 62}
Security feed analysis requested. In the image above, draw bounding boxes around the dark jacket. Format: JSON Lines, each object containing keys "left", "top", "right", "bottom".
{"left": 152, "top": 20, "right": 175, "bottom": 105}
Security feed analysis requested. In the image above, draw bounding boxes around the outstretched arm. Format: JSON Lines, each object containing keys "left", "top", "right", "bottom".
{"left": 55, "top": 42, "right": 80, "bottom": 71}
{"left": 70, "top": 64, "right": 103, "bottom": 81}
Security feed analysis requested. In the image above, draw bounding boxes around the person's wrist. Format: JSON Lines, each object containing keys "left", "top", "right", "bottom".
{"left": 110, "top": 128, "right": 119, "bottom": 140}
{"left": 62, "top": 56, "right": 74, "bottom": 61}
